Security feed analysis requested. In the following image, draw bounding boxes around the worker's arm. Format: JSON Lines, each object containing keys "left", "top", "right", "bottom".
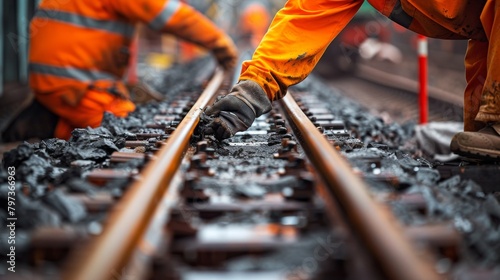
{"left": 203, "top": 0, "right": 363, "bottom": 140}
{"left": 107, "top": 0, "right": 237, "bottom": 69}
{"left": 240, "top": 0, "right": 363, "bottom": 101}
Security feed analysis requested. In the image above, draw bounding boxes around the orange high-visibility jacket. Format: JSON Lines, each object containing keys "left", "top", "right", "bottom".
{"left": 29, "top": 0, "right": 230, "bottom": 106}
{"left": 240, "top": 0, "right": 487, "bottom": 102}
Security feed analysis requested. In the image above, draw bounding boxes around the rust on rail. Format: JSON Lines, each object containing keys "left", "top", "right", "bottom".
{"left": 280, "top": 92, "right": 440, "bottom": 280}
{"left": 63, "top": 69, "right": 225, "bottom": 280}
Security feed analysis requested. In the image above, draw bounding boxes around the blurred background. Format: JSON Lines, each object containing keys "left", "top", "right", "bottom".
{"left": 0, "top": 0, "right": 467, "bottom": 96}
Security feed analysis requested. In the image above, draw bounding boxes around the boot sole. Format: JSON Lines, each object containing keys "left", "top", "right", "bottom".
{"left": 451, "top": 144, "right": 500, "bottom": 160}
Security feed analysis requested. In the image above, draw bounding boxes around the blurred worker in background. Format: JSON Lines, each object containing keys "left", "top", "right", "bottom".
{"left": 2, "top": 0, "right": 237, "bottom": 141}
{"left": 204, "top": 0, "right": 500, "bottom": 160}
{"left": 237, "top": 0, "right": 272, "bottom": 49}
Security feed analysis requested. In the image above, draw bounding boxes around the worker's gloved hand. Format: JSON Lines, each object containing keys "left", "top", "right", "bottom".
{"left": 212, "top": 34, "right": 238, "bottom": 70}
{"left": 204, "top": 80, "right": 272, "bottom": 140}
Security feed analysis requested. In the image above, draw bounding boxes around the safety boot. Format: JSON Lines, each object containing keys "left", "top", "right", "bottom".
{"left": 450, "top": 123, "right": 500, "bottom": 160}
{"left": 1, "top": 99, "right": 58, "bottom": 142}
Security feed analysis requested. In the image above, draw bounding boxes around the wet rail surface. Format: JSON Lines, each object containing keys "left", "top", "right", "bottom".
{"left": 2, "top": 59, "right": 500, "bottom": 279}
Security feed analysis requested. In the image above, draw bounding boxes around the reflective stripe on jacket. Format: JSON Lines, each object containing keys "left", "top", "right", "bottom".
{"left": 240, "top": 0, "right": 487, "bottom": 102}
{"left": 29, "top": 0, "right": 228, "bottom": 104}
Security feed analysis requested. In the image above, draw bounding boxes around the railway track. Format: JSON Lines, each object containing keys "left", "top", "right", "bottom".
{"left": 60, "top": 67, "right": 438, "bottom": 280}
{"left": 2, "top": 58, "right": 500, "bottom": 279}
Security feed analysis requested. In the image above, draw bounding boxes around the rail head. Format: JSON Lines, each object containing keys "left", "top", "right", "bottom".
{"left": 63, "top": 68, "right": 225, "bottom": 280}
{"left": 280, "top": 92, "right": 441, "bottom": 280}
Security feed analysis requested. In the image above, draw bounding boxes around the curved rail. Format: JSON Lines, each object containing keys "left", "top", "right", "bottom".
{"left": 63, "top": 68, "right": 225, "bottom": 280}
{"left": 357, "top": 63, "right": 463, "bottom": 107}
{"left": 280, "top": 93, "right": 440, "bottom": 280}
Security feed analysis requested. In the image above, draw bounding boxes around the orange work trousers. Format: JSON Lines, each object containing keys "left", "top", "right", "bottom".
{"left": 36, "top": 87, "right": 135, "bottom": 140}
{"left": 465, "top": 0, "right": 500, "bottom": 131}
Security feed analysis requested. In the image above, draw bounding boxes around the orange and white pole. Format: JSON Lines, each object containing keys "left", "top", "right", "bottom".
{"left": 417, "top": 34, "right": 428, "bottom": 124}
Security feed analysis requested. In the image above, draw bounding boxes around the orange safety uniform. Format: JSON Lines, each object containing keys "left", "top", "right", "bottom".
{"left": 30, "top": 0, "right": 233, "bottom": 139}
{"left": 240, "top": 0, "right": 496, "bottom": 131}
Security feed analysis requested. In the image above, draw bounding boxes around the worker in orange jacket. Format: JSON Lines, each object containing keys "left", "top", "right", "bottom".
{"left": 2, "top": 0, "right": 237, "bottom": 141}
{"left": 238, "top": 0, "right": 272, "bottom": 49}
{"left": 205, "top": 0, "right": 500, "bottom": 160}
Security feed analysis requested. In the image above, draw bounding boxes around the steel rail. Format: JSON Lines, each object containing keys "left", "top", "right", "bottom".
{"left": 357, "top": 63, "right": 463, "bottom": 107}
{"left": 63, "top": 68, "right": 225, "bottom": 280}
{"left": 280, "top": 93, "right": 441, "bottom": 280}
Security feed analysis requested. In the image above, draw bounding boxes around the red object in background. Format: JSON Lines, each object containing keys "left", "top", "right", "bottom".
{"left": 418, "top": 34, "right": 428, "bottom": 124}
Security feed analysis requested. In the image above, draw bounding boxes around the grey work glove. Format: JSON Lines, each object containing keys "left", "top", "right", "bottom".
{"left": 204, "top": 80, "right": 272, "bottom": 140}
